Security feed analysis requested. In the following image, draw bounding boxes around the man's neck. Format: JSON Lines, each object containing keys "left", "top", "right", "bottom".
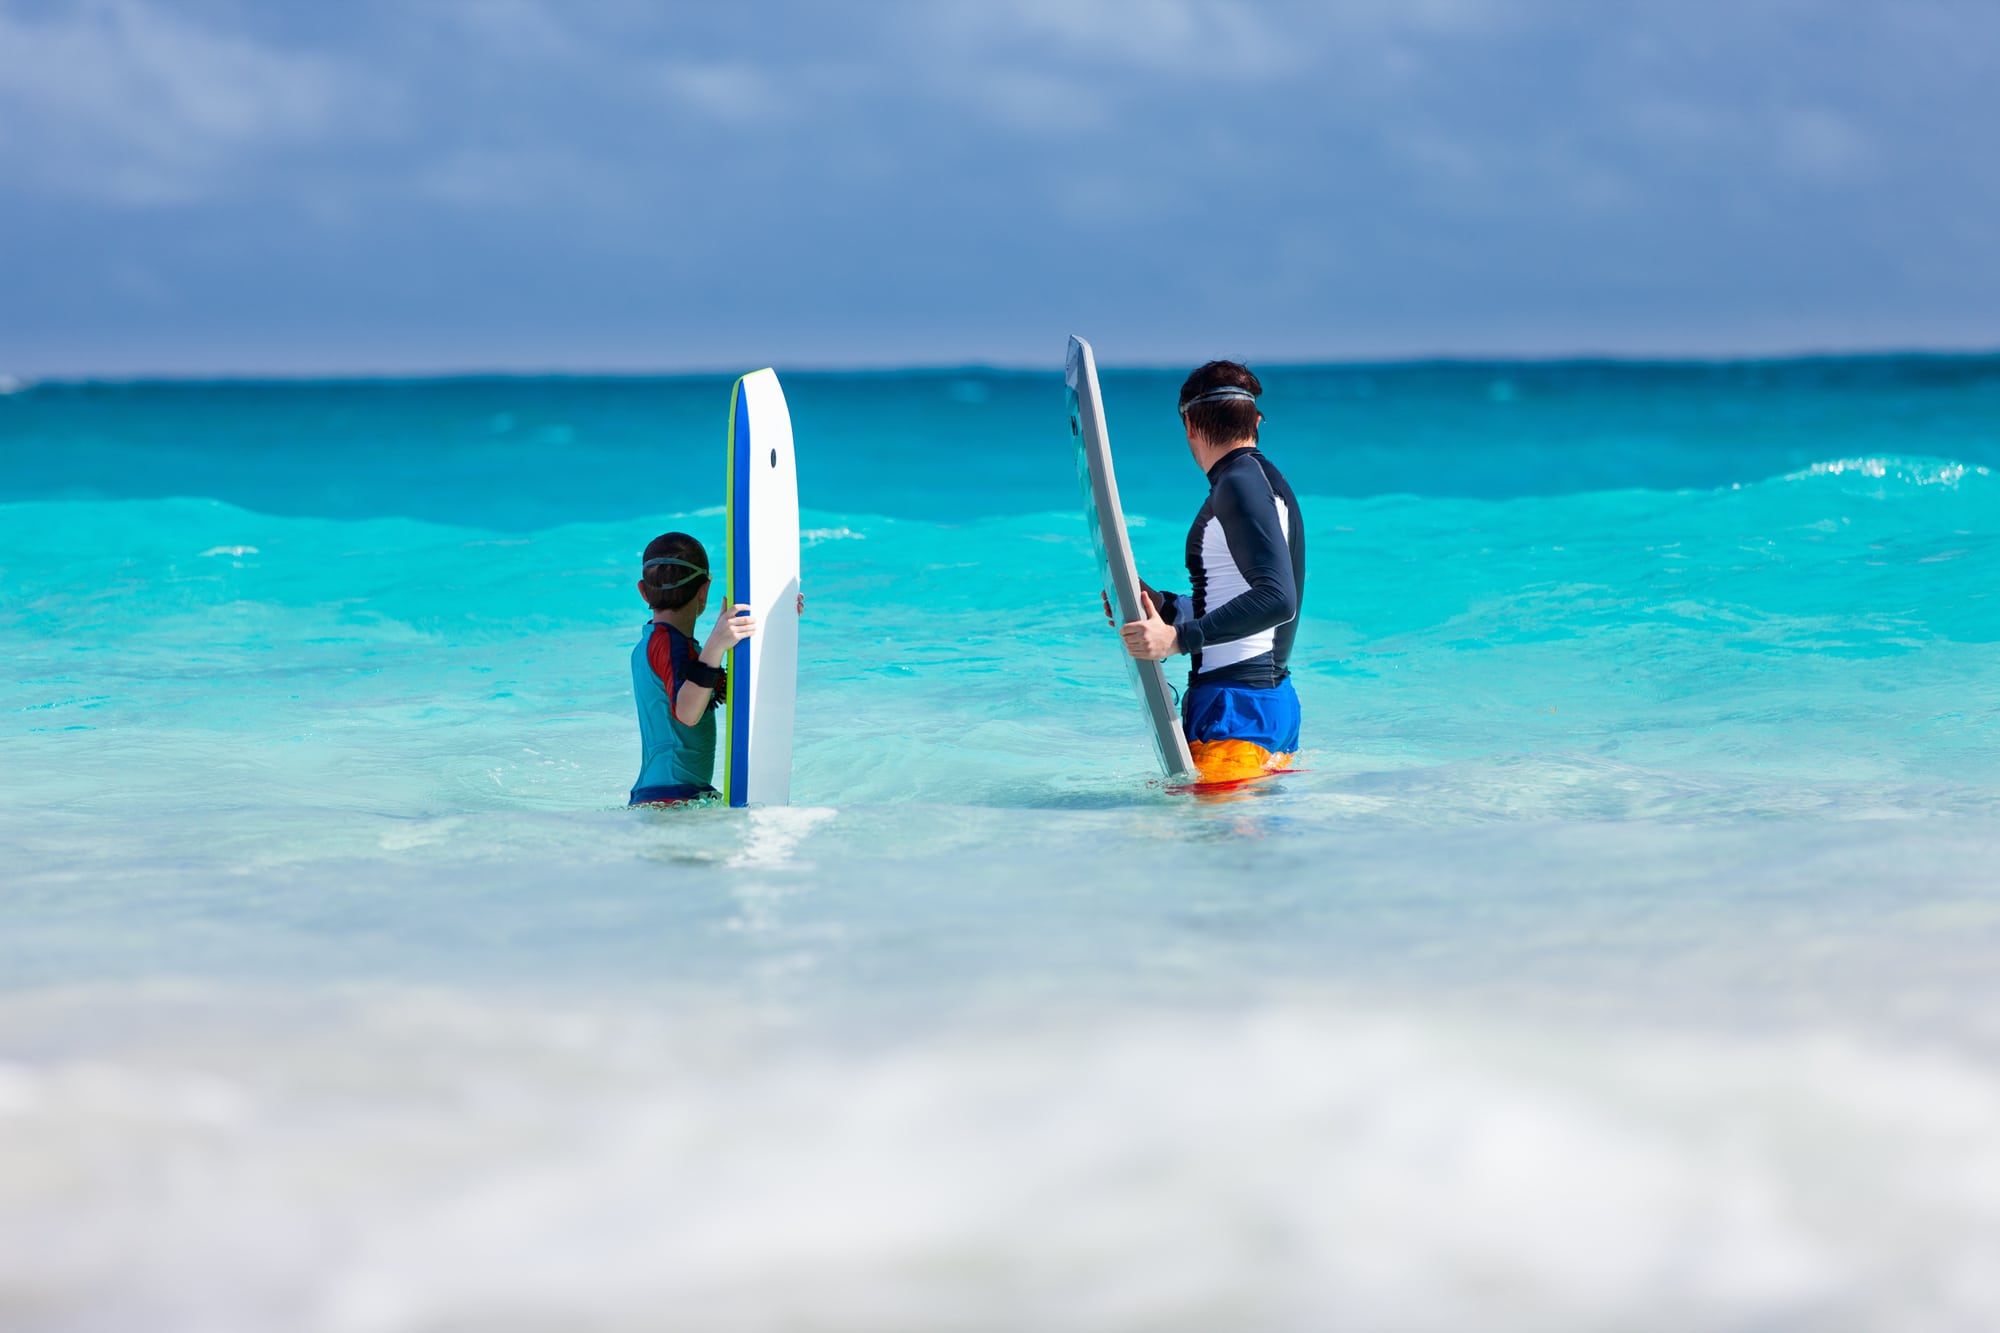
{"left": 1195, "top": 439, "right": 1256, "bottom": 474}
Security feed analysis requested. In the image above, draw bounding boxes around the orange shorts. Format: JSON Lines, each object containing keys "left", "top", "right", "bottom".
{"left": 1189, "top": 739, "right": 1293, "bottom": 786}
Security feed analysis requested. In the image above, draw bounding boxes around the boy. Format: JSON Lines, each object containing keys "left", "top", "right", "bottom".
{"left": 629, "top": 531, "right": 756, "bottom": 805}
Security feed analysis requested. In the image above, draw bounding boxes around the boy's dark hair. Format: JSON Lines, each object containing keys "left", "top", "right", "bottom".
{"left": 639, "top": 532, "right": 711, "bottom": 611}
{"left": 1178, "top": 360, "right": 1263, "bottom": 446}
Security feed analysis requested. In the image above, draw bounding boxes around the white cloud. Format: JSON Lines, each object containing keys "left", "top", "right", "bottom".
{"left": 951, "top": 66, "right": 1112, "bottom": 135}
{"left": 653, "top": 59, "right": 788, "bottom": 126}
{"left": 438, "top": 0, "right": 591, "bottom": 67}
{"left": 919, "top": 0, "right": 1298, "bottom": 79}
{"left": 0, "top": 0, "right": 368, "bottom": 205}
{"left": 1773, "top": 106, "right": 1875, "bottom": 184}
{"left": 414, "top": 147, "right": 622, "bottom": 211}
{"left": 2, "top": 0, "right": 1994, "bottom": 370}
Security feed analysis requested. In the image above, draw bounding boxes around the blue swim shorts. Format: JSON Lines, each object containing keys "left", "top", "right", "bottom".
{"left": 1183, "top": 677, "right": 1302, "bottom": 753}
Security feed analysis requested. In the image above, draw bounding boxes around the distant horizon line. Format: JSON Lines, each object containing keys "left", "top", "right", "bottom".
{"left": 6, "top": 341, "right": 1999, "bottom": 388}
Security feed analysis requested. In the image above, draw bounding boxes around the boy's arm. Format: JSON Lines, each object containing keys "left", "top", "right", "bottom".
{"left": 1174, "top": 470, "right": 1296, "bottom": 656}
{"left": 672, "top": 606, "right": 756, "bottom": 726}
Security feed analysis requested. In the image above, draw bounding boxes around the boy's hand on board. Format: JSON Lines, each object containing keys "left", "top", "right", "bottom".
{"left": 1120, "top": 589, "right": 1179, "bottom": 660}
{"left": 705, "top": 604, "right": 757, "bottom": 654}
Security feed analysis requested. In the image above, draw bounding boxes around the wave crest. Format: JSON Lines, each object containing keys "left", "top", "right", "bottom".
{"left": 1786, "top": 457, "right": 1992, "bottom": 488}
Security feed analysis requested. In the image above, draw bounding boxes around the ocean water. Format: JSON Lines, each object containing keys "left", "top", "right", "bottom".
{"left": 4, "top": 358, "right": 2000, "bottom": 1331}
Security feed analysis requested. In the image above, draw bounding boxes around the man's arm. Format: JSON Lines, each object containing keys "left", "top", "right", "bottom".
{"left": 1176, "top": 470, "right": 1296, "bottom": 656}
{"left": 1103, "top": 581, "right": 1189, "bottom": 630}
{"left": 1148, "top": 583, "right": 1192, "bottom": 632}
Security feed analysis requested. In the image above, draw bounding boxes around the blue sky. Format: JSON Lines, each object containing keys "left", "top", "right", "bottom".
{"left": 2, "top": 0, "right": 1995, "bottom": 375}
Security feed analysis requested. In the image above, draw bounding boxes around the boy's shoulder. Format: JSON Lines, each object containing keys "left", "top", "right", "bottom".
{"left": 643, "top": 621, "right": 697, "bottom": 676}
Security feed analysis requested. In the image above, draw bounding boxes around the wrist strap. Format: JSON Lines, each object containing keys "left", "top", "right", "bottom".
{"left": 682, "top": 656, "right": 722, "bottom": 689}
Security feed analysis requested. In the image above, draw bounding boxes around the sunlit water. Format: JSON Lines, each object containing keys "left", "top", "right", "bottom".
{"left": 5, "top": 360, "right": 2000, "bottom": 1331}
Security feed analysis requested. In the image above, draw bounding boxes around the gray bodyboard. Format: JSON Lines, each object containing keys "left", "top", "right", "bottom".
{"left": 1067, "top": 335, "right": 1199, "bottom": 781}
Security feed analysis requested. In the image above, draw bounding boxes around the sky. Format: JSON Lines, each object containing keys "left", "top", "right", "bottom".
{"left": 2, "top": 0, "right": 1996, "bottom": 376}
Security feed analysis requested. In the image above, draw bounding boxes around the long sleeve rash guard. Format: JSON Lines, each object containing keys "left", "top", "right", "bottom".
{"left": 1153, "top": 446, "right": 1305, "bottom": 689}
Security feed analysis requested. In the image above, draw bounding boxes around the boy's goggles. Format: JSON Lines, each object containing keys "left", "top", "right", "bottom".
{"left": 643, "top": 556, "right": 708, "bottom": 588}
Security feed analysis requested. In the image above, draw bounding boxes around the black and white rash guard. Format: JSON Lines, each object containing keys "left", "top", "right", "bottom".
{"left": 1154, "top": 446, "right": 1305, "bottom": 690}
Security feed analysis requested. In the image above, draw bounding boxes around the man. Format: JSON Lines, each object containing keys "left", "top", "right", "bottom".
{"left": 1120, "top": 360, "right": 1304, "bottom": 783}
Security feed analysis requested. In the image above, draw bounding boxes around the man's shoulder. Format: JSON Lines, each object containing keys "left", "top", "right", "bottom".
{"left": 1245, "top": 449, "right": 1296, "bottom": 494}
{"left": 1214, "top": 449, "right": 1292, "bottom": 503}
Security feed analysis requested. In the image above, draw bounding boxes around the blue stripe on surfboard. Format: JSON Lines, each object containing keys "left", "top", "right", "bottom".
{"left": 728, "top": 379, "right": 753, "bottom": 808}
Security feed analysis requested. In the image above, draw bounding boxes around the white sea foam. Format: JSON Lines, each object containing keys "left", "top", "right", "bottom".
{"left": 727, "top": 804, "right": 839, "bottom": 868}
{"left": 2, "top": 990, "right": 1998, "bottom": 1332}
{"left": 1790, "top": 456, "right": 1993, "bottom": 487}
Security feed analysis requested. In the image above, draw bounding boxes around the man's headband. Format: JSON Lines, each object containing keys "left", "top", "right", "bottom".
{"left": 1179, "top": 386, "right": 1259, "bottom": 413}
{"left": 642, "top": 556, "right": 708, "bottom": 589}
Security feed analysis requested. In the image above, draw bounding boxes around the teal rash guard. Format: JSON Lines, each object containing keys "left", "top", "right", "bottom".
{"left": 629, "top": 621, "right": 719, "bottom": 802}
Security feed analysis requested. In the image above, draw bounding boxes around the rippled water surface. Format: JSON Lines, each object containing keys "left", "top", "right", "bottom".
{"left": 4, "top": 359, "right": 2000, "bottom": 1331}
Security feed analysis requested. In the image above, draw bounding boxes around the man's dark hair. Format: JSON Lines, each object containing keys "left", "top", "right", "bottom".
{"left": 639, "top": 531, "right": 711, "bottom": 611}
{"left": 1178, "top": 360, "right": 1263, "bottom": 446}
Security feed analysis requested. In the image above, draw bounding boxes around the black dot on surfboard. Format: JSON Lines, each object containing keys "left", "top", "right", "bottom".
{"left": 769, "top": 448, "right": 777, "bottom": 468}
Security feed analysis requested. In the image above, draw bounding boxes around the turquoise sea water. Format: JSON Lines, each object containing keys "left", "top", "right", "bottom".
{"left": 4, "top": 358, "right": 2000, "bottom": 1330}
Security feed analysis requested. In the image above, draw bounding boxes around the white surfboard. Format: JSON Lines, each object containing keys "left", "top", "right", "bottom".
{"left": 723, "top": 368, "right": 800, "bottom": 807}
{"left": 1067, "top": 335, "right": 1198, "bottom": 782}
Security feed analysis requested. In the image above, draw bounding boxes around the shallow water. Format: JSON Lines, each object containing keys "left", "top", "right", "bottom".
{"left": 4, "top": 360, "right": 2000, "bottom": 1331}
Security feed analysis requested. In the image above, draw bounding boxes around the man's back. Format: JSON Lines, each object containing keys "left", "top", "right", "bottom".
{"left": 1182, "top": 446, "right": 1304, "bottom": 690}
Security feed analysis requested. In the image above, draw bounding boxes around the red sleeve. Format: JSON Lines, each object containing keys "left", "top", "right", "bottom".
{"left": 647, "top": 626, "right": 679, "bottom": 701}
